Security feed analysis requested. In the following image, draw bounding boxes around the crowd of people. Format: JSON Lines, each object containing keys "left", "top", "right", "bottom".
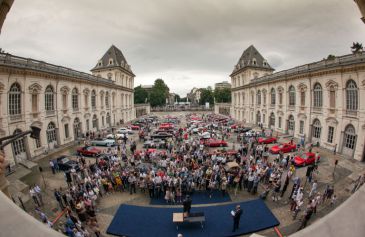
{"left": 24, "top": 113, "right": 364, "bottom": 236}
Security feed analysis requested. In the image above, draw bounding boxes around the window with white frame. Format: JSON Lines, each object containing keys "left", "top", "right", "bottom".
{"left": 46, "top": 122, "right": 57, "bottom": 143}
{"left": 9, "top": 83, "right": 21, "bottom": 115}
{"left": 313, "top": 83, "right": 323, "bottom": 107}
{"left": 346, "top": 80, "right": 358, "bottom": 111}
{"left": 105, "top": 92, "right": 109, "bottom": 108}
{"left": 45, "top": 85, "right": 54, "bottom": 111}
{"left": 92, "top": 115, "right": 98, "bottom": 128}
{"left": 91, "top": 90, "right": 96, "bottom": 108}
{"left": 344, "top": 125, "right": 356, "bottom": 149}
{"left": 257, "top": 90, "right": 261, "bottom": 105}
{"left": 72, "top": 88, "right": 79, "bottom": 110}
{"left": 12, "top": 129, "right": 25, "bottom": 155}
{"left": 271, "top": 88, "right": 276, "bottom": 105}
{"left": 289, "top": 86, "right": 296, "bottom": 106}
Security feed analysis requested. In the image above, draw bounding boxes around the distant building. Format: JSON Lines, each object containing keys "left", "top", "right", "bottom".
{"left": 215, "top": 81, "right": 231, "bottom": 90}
{"left": 141, "top": 85, "right": 153, "bottom": 94}
{"left": 187, "top": 88, "right": 202, "bottom": 105}
{"left": 167, "top": 93, "right": 177, "bottom": 105}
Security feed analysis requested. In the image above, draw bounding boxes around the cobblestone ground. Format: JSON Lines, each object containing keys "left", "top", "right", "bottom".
{"left": 8, "top": 111, "right": 365, "bottom": 237}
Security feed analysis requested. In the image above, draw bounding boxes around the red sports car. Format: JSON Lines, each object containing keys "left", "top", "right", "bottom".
{"left": 130, "top": 125, "right": 140, "bottom": 130}
{"left": 294, "top": 152, "right": 320, "bottom": 166}
{"left": 203, "top": 138, "right": 228, "bottom": 147}
{"left": 270, "top": 143, "right": 297, "bottom": 154}
{"left": 258, "top": 137, "right": 277, "bottom": 144}
{"left": 77, "top": 146, "right": 101, "bottom": 156}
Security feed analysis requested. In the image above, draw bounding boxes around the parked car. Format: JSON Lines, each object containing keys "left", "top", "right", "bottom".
{"left": 54, "top": 155, "right": 80, "bottom": 171}
{"left": 199, "top": 132, "right": 211, "bottom": 139}
{"left": 130, "top": 125, "right": 141, "bottom": 130}
{"left": 118, "top": 127, "right": 133, "bottom": 134}
{"left": 106, "top": 133, "right": 128, "bottom": 140}
{"left": 77, "top": 146, "right": 102, "bottom": 156}
{"left": 203, "top": 138, "right": 228, "bottom": 147}
{"left": 151, "top": 132, "right": 173, "bottom": 140}
{"left": 294, "top": 152, "right": 320, "bottom": 166}
{"left": 270, "top": 143, "right": 297, "bottom": 154}
{"left": 258, "top": 137, "right": 277, "bottom": 144}
{"left": 90, "top": 138, "right": 116, "bottom": 147}
{"left": 235, "top": 127, "right": 252, "bottom": 133}
{"left": 143, "top": 139, "right": 166, "bottom": 149}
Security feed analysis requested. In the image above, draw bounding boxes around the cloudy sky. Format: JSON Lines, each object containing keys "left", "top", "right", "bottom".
{"left": 1, "top": 0, "right": 364, "bottom": 96}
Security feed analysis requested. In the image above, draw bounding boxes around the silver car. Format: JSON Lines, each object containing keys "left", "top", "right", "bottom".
{"left": 90, "top": 138, "right": 116, "bottom": 147}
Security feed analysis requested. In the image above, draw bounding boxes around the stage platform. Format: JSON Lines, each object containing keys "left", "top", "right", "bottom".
{"left": 107, "top": 199, "right": 280, "bottom": 237}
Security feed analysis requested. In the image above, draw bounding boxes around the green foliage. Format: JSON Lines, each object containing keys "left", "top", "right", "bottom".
{"left": 199, "top": 88, "right": 214, "bottom": 105}
{"left": 149, "top": 79, "right": 170, "bottom": 107}
{"left": 134, "top": 85, "right": 149, "bottom": 104}
{"left": 351, "top": 42, "right": 363, "bottom": 54}
{"left": 214, "top": 88, "right": 231, "bottom": 103}
{"left": 326, "top": 54, "right": 336, "bottom": 60}
{"left": 174, "top": 94, "right": 181, "bottom": 102}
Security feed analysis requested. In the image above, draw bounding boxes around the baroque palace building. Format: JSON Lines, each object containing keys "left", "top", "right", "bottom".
{"left": 230, "top": 45, "right": 365, "bottom": 161}
{"left": 0, "top": 45, "right": 135, "bottom": 166}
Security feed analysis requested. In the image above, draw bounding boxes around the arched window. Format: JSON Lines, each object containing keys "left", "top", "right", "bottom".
{"left": 289, "top": 86, "right": 296, "bottom": 106}
{"left": 251, "top": 92, "right": 254, "bottom": 105}
{"left": 72, "top": 88, "right": 79, "bottom": 110}
{"left": 313, "top": 119, "right": 321, "bottom": 139}
{"left": 269, "top": 112, "right": 275, "bottom": 127}
{"left": 344, "top": 125, "right": 356, "bottom": 149}
{"left": 300, "top": 90, "right": 306, "bottom": 106}
{"left": 106, "top": 112, "right": 111, "bottom": 126}
{"left": 73, "top": 118, "right": 81, "bottom": 138}
{"left": 271, "top": 88, "right": 276, "bottom": 105}
{"left": 242, "top": 92, "right": 245, "bottom": 105}
{"left": 92, "top": 114, "right": 98, "bottom": 129}
{"left": 257, "top": 90, "right": 261, "bottom": 105}
{"left": 9, "top": 83, "right": 21, "bottom": 115}
{"left": 263, "top": 91, "right": 267, "bottom": 105}
{"left": 105, "top": 91, "right": 109, "bottom": 108}
{"left": 346, "top": 80, "right": 358, "bottom": 111}
{"left": 313, "top": 83, "right": 323, "bottom": 108}
{"left": 256, "top": 111, "right": 261, "bottom": 124}
{"left": 91, "top": 90, "right": 96, "bottom": 108}
{"left": 45, "top": 85, "right": 54, "bottom": 111}
{"left": 12, "top": 129, "right": 25, "bottom": 156}
{"left": 288, "top": 115, "right": 295, "bottom": 131}
{"left": 46, "top": 122, "right": 57, "bottom": 143}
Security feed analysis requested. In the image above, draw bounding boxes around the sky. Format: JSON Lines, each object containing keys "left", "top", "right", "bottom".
{"left": 0, "top": 0, "right": 364, "bottom": 96}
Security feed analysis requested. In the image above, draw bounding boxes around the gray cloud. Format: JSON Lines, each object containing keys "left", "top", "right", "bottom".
{"left": 0, "top": 0, "right": 364, "bottom": 96}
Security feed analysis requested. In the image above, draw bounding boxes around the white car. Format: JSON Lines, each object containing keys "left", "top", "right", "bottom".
{"left": 118, "top": 127, "right": 133, "bottom": 134}
{"left": 106, "top": 133, "right": 127, "bottom": 139}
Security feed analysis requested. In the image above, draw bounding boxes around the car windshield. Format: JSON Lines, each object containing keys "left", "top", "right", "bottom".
{"left": 61, "top": 158, "right": 70, "bottom": 164}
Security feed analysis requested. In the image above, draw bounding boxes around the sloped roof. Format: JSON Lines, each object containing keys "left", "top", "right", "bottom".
{"left": 231, "top": 45, "right": 274, "bottom": 75}
{"left": 91, "top": 45, "right": 134, "bottom": 75}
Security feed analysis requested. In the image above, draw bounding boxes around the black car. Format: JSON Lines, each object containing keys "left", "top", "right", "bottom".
{"left": 151, "top": 132, "right": 173, "bottom": 140}
{"left": 54, "top": 155, "right": 80, "bottom": 171}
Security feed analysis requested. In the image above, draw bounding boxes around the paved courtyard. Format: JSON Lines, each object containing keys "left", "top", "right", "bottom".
{"left": 7, "top": 111, "right": 365, "bottom": 237}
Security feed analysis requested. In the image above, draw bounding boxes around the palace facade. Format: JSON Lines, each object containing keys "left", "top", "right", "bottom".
{"left": 230, "top": 45, "right": 365, "bottom": 161}
{"left": 0, "top": 45, "right": 136, "bottom": 166}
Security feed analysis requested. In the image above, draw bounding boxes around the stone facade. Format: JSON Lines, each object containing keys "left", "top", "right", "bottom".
{"left": 231, "top": 46, "right": 365, "bottom": 161}
{"left": 0, "top": 46, "right": 136, "bottom": 166}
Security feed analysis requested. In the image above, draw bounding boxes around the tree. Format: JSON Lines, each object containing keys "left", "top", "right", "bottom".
{"left": 134, "top": 85, "right": 149, "bottom": 104}
{"left": 174, "top": 94, "right": 181, "bottom": 103}
{"left": 351, "top": 42, "right": 363, "bottom": 54}
{"left": 214, "top": 88, "right": 231, "bottom": 103}
{"left": 149, "top": 79, "right": 170, "bottom": 107}
{"left": 200, "top": 88, "right": 214, "bottom": 105}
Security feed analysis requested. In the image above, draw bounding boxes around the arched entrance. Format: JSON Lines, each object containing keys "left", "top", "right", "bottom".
{"left": 312, "top": 119, "right": 322, "bottom": 145}
{"left": 46, "top": 122, "right": 58, "bottom": 149}
{"left": 73, "top": 117, "right": 82, "bottom": 139}
{"left": 12, "top": 129, "right": 26, "bottom": 163}
{"left": 269, "top": 112, "right": 275, "bottom": 129}
{"left": 106, "top": 112, "right": 111, "bottom": 127}
{"left": 342, "top": 124, "right": 357, "bottom": 157}
{"left": 256, "top": 111, "right": 261, "bottom": 125}
{"left": 288, "top": 115, "right": 295, "bottom": 136}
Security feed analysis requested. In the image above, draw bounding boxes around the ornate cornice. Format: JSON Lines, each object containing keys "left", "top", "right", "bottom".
{"left": 28, "top": 83, "right": 42, "bottom": 94}
{"left": 325, "top": 80, "right": 339, "bottom": 89}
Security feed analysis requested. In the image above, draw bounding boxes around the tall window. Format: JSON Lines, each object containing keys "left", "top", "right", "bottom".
{"left": 279, "top": 91, "right": 283, "bottom": 104}
{"left": 242, "top": 92, "right": 245, "bottom": 105}
{"left": 72, "top": 88, "right": 79, "bottom": 110}
{"left": 32, "top": 94, "right": 38, "bottom": 112}
{"left": 257, "top": 90, "right": 261, "bottom": 105}
{"left": 289, "top": 86, "right": 296, "bottom": 106}
{"left": 329, "top": 86, "right": 336, "bottom": 108}
{"left": 62, "top": 94, "right": 67, "bottom": 109}
{"left": 269, "top": 113, "right": 275, "bottom": 127}
{"left": 105, "top": 92, "right": 109, "bottom": 108}
{"left": 327, "top": 126, "right": 334, "bottom": 143}
{"left": 300, "top": 121, "right": 304, "bottom": 134}
{"left": 73, "top": 118, "right": 81, "bottom": 138}
{"left": 313, "top": 83, "right": 323, "bottom": 107}
{"left": 346, "top": 80, "right": 358, "bottom": 111}
{"left": 300, "top": 91, "right": 305, "bottom": 106}
{"left": 86, "top": 119, "right": 90, "bottom": 131}
{"left": 92, "top": 115, "right": 98, "bottom": 129}
{"left": 344, "top": 125, "right": 356, "bottom": 149}
{"left": 271, "top": 88, "right": 276, "bottom": 105}
{"left": 91, "top": 90, "right": 96, "bottom": 108}
{"left": 288, "top": 115, "right": 295, "bottom": 130}
{"left": 64, "top": 124, "right": 69, "bottom": 138}
{"left": 263, "top": 91, "right": 266, "bottom": 105}
{"left": 45, "top": 85, "right": 54, "bottom": 111}
{"left": 278, "top": 117, "right": 282, "bottom": 128}
{"left": 9, "top": 83, "right": 21, "bottom": 115}
{"left": 35, "top": 138, "right": 41, "bottom": 148}
{"left": 100, "top": 93, "right": 104, "bottom": 108}
{"left": 46, "top": 122, "right": 57, "bottom": 143}
{"left": 106, "top": 112, "right": 111, "bottom": 126}
{"left": 12, "top": 129, "right": 25, "bottom": 156}
{"left": 313, "top": 119, "right": 321, "bottom": 139}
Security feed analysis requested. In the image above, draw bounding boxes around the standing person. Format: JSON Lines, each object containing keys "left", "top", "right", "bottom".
{"left": 183, "top": 195, "right": 192, "bottom": 215}
{"left": 30, "top": 186, "right": 40, "bottom": 207}
{"left": 231, "top": 205, "right": 243, "bottom": 232}
{"left": 309, "top": 180, "right": 318, "bottom": 198}
{"left": 54, "top": 188, "right": 64, "bottom": 210}
{"left": 34, "top": 184, "right": 44, "bottom": 206}
{"left": 49, "top": 160, "right": 55, "bottom": 174}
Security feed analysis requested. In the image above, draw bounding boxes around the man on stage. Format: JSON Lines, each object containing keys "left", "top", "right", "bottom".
{"left": 183, "top": 195, "right": 192, "bottom": 215}
{"left": 231, "top": 205, "right": 243, "bottom": 232}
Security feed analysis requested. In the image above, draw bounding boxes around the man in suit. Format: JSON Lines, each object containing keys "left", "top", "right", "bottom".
{"left": 232, "top": 205, "right": 243, "bottom": 232}
{"left": 183, "top": 195, "right": 192, "bottom": 215}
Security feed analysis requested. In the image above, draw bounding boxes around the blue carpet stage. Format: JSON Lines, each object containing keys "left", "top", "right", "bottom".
{"left": 149, "top": 190, "right": 232, "bottom": 205}
{"left": 107, "top": 199, "right": 280, "bottom": 237}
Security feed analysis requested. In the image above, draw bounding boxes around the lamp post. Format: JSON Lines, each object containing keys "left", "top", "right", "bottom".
{"left": 0, "top": 126, "right": 41, "bottom": 196}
